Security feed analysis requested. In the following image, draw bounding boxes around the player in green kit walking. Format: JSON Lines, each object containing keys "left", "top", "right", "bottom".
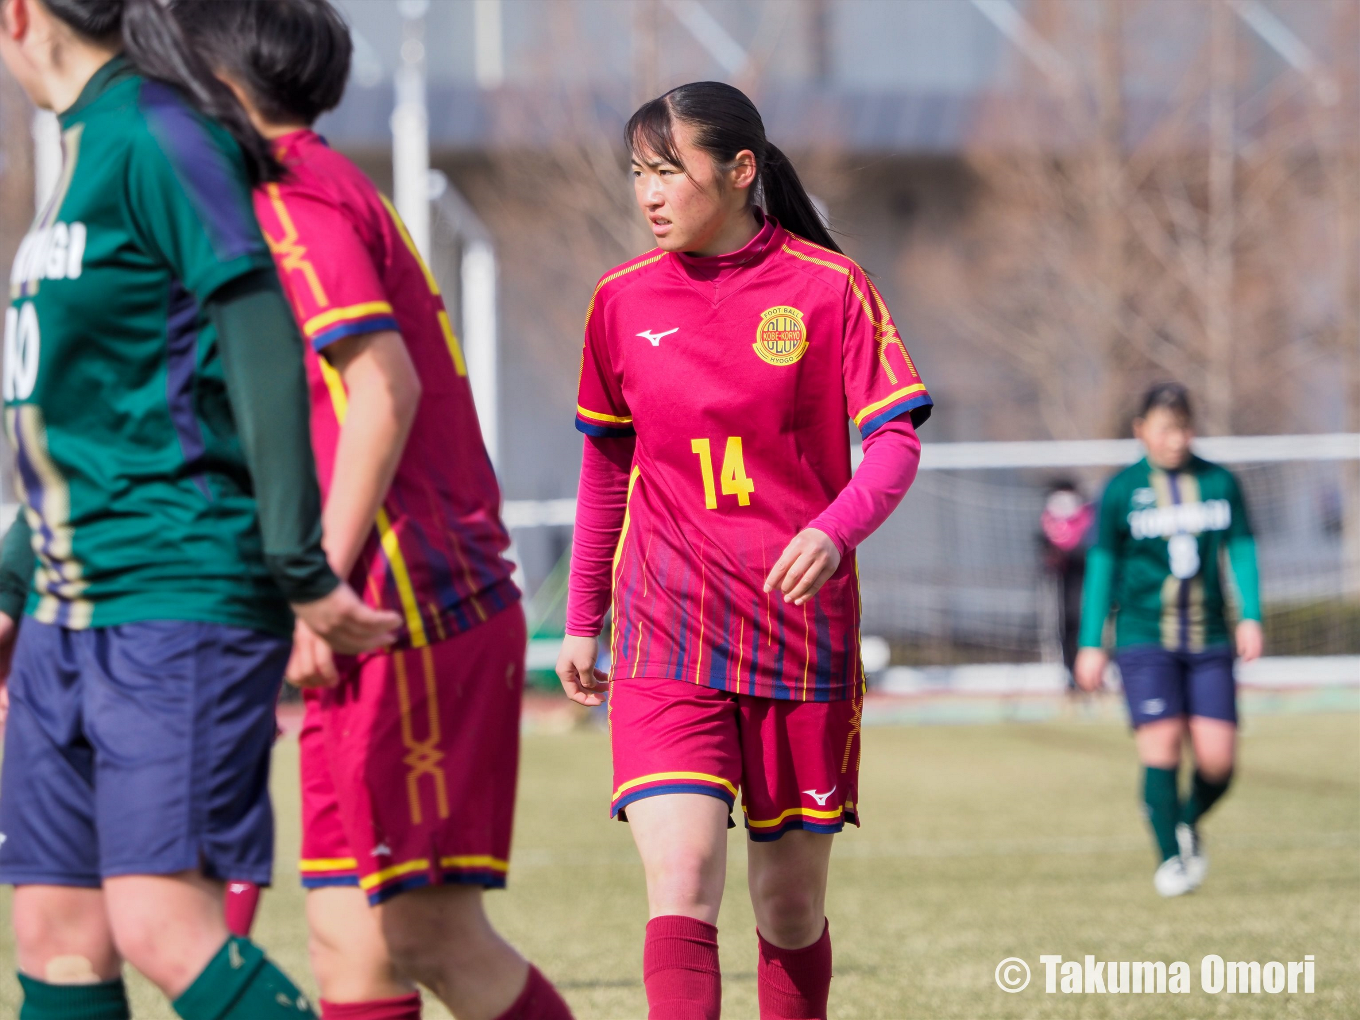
{"left": 0, "top": 1, "right": 398, "bottom": 1018}
{"left": 1075, "top": 383, "right": 1263, "bottom": 897}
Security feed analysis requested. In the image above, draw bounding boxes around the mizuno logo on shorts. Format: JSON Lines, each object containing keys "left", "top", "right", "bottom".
{"left": 802, "top": 786, "right": 836, "bottom": 806}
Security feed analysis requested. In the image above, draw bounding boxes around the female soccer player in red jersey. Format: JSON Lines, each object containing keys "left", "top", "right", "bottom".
{"left": 557, "top": 82, "right": 932, "bottom": 1020}
{"left": 175, "top": 4, "right": 573, "bottom": 1020}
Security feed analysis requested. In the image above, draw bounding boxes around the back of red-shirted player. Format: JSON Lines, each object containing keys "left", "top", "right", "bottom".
{"left": 254, "top": 132, "right": 518, "bottom": 646}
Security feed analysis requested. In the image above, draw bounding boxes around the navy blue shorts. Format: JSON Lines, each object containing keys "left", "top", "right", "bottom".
{"left": 1114, "top": 644, "right": 1237, "bottom": 729}
{"left": 0, "top": 619, "right": 289, "bottom": 887}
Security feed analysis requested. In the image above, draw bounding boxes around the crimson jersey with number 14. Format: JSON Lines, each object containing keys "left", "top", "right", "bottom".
{"left": 575, "top": 220, "right": 931, "bottom": 702}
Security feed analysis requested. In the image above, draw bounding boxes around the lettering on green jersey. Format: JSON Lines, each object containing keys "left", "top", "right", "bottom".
{"left": 2, "top": 303, "right": 40, "bottom": 401}
{"left": 9, "top": 222, "right": 86, "bottom": 291}
{"left": 1127, "top": 499, "right": 1232, "bottom": 541}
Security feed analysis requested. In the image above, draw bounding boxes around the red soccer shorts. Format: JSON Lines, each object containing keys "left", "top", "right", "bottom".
{"left": 608, "top": 676, "right": 863, "bottom": 840}
{"left": 300, "top": 603, "right": 525, "bottom": 904}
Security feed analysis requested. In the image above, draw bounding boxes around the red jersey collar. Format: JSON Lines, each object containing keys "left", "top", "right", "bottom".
{"left": 672, "top": 211, "right": 781, "bottom": 282}
{"left": 270, "top": 128, "right": 326, "bottom": 166}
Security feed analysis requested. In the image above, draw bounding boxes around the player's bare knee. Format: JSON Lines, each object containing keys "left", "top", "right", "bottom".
{"left": 382, "top": 924, "right": 445, "bottom": 987}
{"left": 108, "top": 920, "right": 167, "bottom": 985}
{"left": 752, "top": 882, "right": 822, "bottom": 944}
{"left": 13, "top": 896, "right": 119, "bottom": 979}
{"left": 647, "top": 856, "right": 724, "bottom": 914}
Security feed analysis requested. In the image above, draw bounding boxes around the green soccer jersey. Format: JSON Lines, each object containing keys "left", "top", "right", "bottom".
{"left": 4, "top": 57, "right": 296, "bottom": 634}
{"left": 1079, "top": 455, "right": 1261, "bottom": 652}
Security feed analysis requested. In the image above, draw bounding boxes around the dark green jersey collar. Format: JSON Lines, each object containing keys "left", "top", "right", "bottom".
{"left": 59, "top": 53, "right": 135, "bottom": 126}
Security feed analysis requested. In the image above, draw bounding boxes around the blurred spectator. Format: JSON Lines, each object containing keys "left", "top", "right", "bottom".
{"left": 1040, "top": 480, "right": 1094, "bottom": 687}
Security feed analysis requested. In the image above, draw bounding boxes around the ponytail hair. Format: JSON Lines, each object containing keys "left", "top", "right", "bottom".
{"left": 43, "top": 0, "right": 280, "bottom": 185}
{"left": 626, "top": 81, "right": 841, "bottom": 254}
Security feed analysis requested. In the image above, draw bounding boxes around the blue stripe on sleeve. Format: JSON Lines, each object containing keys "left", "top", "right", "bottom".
{"left": 312, "top": 316, "right": 401, "bottom": 351}
{"left": 139, "top": 80, "right": 263, "bottom": 264}
{"left": 859, "top": 394, "right": 934, "bottom": 439}
{"left": 575, "top": 418, "right": 636, "bottom": 439}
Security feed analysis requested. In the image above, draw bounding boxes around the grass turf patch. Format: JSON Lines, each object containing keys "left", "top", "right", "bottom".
{"left": 0, "top": 712, "right": 1355, "bottom": 1018}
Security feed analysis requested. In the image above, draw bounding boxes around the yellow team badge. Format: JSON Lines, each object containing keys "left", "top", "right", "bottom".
{"left": 753, "top": 306, "right": 808, "bottom": 366}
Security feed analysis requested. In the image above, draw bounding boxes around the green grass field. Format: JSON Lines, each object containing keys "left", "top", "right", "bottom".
{"left": 1, "top": 711, "right": 1356, "bottom": 1018}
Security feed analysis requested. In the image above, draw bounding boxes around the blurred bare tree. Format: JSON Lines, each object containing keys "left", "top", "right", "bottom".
{"left": 898, "top": 0, "right": 1359, "bottom": 442}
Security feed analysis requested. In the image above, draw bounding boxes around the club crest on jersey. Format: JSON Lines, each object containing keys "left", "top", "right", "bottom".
{"left": 753, "top": 306, "right": 808, "bottom": 366}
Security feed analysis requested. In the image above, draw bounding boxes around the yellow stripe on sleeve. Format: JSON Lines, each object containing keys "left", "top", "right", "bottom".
{"left": 852, "top": 384, "right": 929, "bottom": 427}
{"left": 303, "top": 301, "right": 395, "bottom": 338}
{"left": 577, "top": 405, "right": 633, "bottom": 424}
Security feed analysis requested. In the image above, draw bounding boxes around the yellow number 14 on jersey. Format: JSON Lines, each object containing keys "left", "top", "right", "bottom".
{"left": 691, "top": 437, "right": 755, "bottom": 509}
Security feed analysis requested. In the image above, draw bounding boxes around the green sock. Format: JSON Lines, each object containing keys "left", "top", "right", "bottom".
{"left": 17, "top": 974, "right": 129, "bottom": 1020}
{"left": 1142, "top": 765, "right": 1181, "bottom": 862}
{"left": 172, "top": 937, "right": 316, "bottom": 1020}
{"left": 1181, "top": 770, "right": 1232, "bottom": 828}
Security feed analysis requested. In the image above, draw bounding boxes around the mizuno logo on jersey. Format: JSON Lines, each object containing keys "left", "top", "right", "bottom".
{"left": 637, "top": 327, "right": 678, "bottom": 346}
{"left": 1127, "top": 499, "right": 1231, "bottom": 540}
{"left": 10, "top": 222, "right": 87, "bottom": 294}
{"left": 802, "top": 786, "right": 836, "bottom": 806}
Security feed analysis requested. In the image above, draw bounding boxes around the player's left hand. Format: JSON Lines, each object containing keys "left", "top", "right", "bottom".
{"left": 286, "top": 619, "right": 341, "bottom": 688}
{"left": 1235, "top": 619, "right": 1264, "bottom": 663}
{"left": 765, "top": 528, "right": 841, "bottom": 606}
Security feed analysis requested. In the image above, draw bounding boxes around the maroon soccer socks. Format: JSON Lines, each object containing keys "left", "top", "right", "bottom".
{"left": 757, "top": 920, "right": 833, "bottom": 1020}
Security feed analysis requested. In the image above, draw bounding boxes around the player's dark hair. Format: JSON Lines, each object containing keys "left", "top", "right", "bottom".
{"left": 41, "top": 0, "right": 279, "bottom": 185}
{"left": 627, "top": 81, "right": 841, "bottom": 253}
{"left": 171, "top": 0, "right": 352, "bottom": 127}
{"left": 1138, "top": 382, "right": 1194, "bottom": 422}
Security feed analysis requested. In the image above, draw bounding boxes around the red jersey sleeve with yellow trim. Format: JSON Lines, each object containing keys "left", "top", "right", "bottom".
{"left": 575, "top": 283, "right": 635, "bottom": 438}
{"left": 253, "top": 182, "right": 400, "bottom": 352}
{"left": 842, "top": 270, "right": 932, "bottom": 438}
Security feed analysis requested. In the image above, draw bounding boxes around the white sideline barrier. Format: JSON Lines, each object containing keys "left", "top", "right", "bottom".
{"left": 877, "top": 655, "right": 1360, "bottom": 696}
{"left": 524, "top": 638, "right": 1360, "bottom": 695}
{"left": 499, "top": 433, "right": 1360, "bottom": 527}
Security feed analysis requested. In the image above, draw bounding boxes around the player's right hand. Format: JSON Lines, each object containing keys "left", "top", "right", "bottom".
{"left": 1073, "top": 647, "right": 1108, "bottom": 692}
{"left": 557, "top": 634, "right": 609, "bottom": 707}
{"left": 291, "top": 583, "right": 401, "bottom": 655}
{"left": 0, "top": 611, "right": 15, "bottom": 727}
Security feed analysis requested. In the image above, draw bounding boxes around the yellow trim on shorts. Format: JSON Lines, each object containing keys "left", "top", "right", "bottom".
{"left": 299, "top": 857, "right": 359, "bottom": 872}
{"left": 743, "top": 805, "right": 847, "bottom": 828}
{"left": 612, "top": 771, "right": 739, "bottom": 802}
{"left": 360, "top": 859, "right": 430, "bottom": 889}
{"left": 440, "top": 855, "right": 510, "bottom": 872}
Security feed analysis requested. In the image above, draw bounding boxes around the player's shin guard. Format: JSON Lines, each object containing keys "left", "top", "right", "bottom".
{"left": 172, "top": 937, "right": 316, "bottom": 1019}
{"left": 757, "top": 920, "right": 832, "bottom": 1020}
{"left": 224, "top": 881, "right": 262, "bottom": 938}
{"left": 318, "top": 993, "right": 422, "bottom": 1019}
{"left": 1181, "top": 770, "right": 1232, "bottom": 827}
{"left": 642, "top": 915, "right": 721, "bottom": 1020}
{"left": 492, "top": 966, "right": 574, "bottom": 1020}
{"left": 1143, "top": 765, "right": 1181, "bottom": 861}
{"left": 17, "top": 974, "right": 130, "bottom": 1020}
